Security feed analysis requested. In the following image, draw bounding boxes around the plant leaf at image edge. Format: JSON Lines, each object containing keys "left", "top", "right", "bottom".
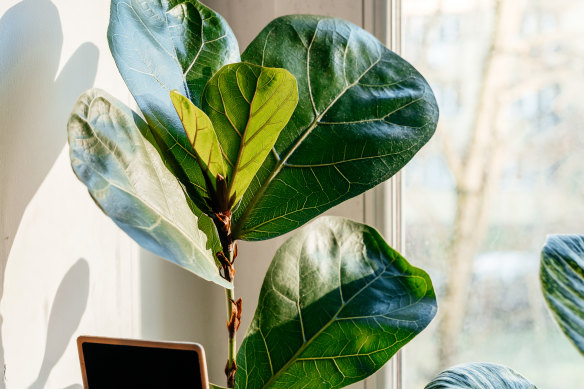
{"left": 425, "top": 363, "right": 536, "bottom": 389}
{"left": 541, "top": 234, "right": 584, "bottom": 357}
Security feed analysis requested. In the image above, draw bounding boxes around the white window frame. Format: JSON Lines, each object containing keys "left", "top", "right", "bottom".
{"left": 362, "top": 1, "right": 404, "bottom": 388}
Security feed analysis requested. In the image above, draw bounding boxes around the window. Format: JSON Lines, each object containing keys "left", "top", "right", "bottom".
{"left": 403, "top": 0, "right": 584, "bottom": 387}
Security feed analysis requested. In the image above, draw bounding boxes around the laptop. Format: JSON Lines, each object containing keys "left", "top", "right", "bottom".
{"left": 77, "top": 336, "right": 209, "bottom": 388}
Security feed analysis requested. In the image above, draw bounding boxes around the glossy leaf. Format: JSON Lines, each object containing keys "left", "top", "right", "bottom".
{"left": 236, "top": 216, "right": 437, "bottom": 388}
{"left": 541, "top": 234, "right": 584, "bottom": 356}
{"left": 67, "top": 89, "right": 230, "bottom": 289}
{"left": 108, "top": 0, "right": 240, "bottom": 209}
{"left": 425, "top": 363, "right": 536, "bottom": 389}
{"left": 202, "top": 63, "right": 298, "bottom": 205}
{"left": 235, "top": 15, "right": 439, "bottom": 240}
{"left": 170, "top": 90, "right": 226, "bottom": 190}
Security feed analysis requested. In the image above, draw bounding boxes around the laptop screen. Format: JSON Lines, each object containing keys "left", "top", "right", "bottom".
{"left": 79, "top": 337, "right": 206, "bottom": 389}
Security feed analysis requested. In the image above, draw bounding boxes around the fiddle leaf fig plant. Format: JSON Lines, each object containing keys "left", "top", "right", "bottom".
{"left": 67, "top": 1, "right": 440, "bottom": 387}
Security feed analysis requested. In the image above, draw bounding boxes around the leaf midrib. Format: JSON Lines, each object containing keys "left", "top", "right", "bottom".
{"left": 227, "top": 66, "right": 295, "bottom": 199}
{"left": 228, "top": 66, "right": 264, "bottom": 196}
{"left": 73, "top": 107, "right": 221, "bottom": 280}
{"left": 233, "top": 85, "right": 296, "bottom": 174}
{"left": 115, "top": 0, "right": 230, "bottom": 193}
{"left": 232, "top": 53, "right": 382, "bottom": 237}
{"left": 258, "top": 262, "right": 389, "bottom": 389}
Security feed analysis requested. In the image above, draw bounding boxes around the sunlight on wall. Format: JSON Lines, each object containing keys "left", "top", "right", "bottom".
{"left": 0, "top": 0, "right": 138, "bottom": 387}
{"left": 0, "top": 148, "right": 139, "bottom": 388}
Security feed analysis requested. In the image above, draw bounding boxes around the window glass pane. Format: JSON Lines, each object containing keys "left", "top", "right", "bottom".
{"left": 403, "top": 0, "right": 584, "bottom": 387}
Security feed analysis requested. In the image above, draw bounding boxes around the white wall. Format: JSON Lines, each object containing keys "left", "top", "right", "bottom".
{"left": 0, "top": 0, "right": 139, "bottom": 387}
{"left": 0, "top": 1, "right": 373, "bottom": 388}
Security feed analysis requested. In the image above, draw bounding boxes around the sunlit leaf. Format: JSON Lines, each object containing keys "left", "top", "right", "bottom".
{"left": 202, "top": 62, "right": 298, "bottom": 206}
{"left": 236, "top": 216, "right": 436, "bottom": 388}
{"left": 541, "top": 234, "right": 584, "bottom": 356}
{"left": 108, "top": 0, "right": 240, "bottom": 210}
{"left": 235, "top": 15, "right": 438, "bottom": 240}
{"left": 67, "top": 88, "right": 229, "bottom": 288}
{"left": 425, "top": 363, "right": 536, "bottom": 389}
{"left": 170, "top": 90, "right": 226, "bottom": 191}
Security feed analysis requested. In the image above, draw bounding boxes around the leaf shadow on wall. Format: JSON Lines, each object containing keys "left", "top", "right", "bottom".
{"left": 0, "top": 0, "right": 99, "bottom": 255}
{"left": 0, "top": 0, "right": 98, "bottom": 381}
{"left": 28, "top": 258, "right": 90, "bottom": 389}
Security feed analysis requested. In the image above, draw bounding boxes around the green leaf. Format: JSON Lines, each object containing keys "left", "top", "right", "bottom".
{"left": 235, "top": 216, "right": 436, "bottom": 388}
{"left": 210, "top": 384, "right": 228, "bottom": 389}
{"left": 108, "top": 0, "right": 240, "bottom": 210}
{"left": 202, "top": 62, "right": 298, "bottom": 205}
{"left": 67, "top": 88, "right": 230, "bottom": 289}
{"left": 425, "top": 363, "right": 536, "bottom": 389}
{"left": 170, "top": 90, "right": 226, "bottom": 190}
{"left": 235, "top": 15, "right": 439, "bottom": 240}
{"left": 541, "top": 234, "right": 584, "bottom": 356}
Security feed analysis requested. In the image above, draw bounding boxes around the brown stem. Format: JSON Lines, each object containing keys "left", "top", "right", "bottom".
{"left": 213, "top": 210, "right": 241, "bottom": 388}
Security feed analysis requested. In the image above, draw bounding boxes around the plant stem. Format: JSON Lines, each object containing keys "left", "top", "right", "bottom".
{"left": 222, "top": 239, "right": 238, "bottom": 388}
{"left": 213, "top": 209, "right": 239, "bottom": 388}
{"left": 225, "top": 284, "right": 236, "bottom": 385}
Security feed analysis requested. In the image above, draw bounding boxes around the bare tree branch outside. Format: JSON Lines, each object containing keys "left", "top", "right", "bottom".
{"left": 403, "top": 0, "right": 584, "bottom": 387}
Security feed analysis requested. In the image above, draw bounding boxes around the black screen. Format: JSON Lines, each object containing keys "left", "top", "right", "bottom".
{"left": 82, "top": 342, "right": 203, "bottom": 389}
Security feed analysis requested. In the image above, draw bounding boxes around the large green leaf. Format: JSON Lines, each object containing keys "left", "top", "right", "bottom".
{"left": 235, "top": 15, "right": 439, "bottom": 240}
{"left": 202, "top": 63, "right": 298, "bottom": 205}
{"left": 541, "top": 234, "right": 584, "bottom": 356}
{"left": 236, "top": 216, "right": 436, "bottom": 388}
{"left": 67, "top": 88, "right": 230, "bottom": 289}
{"left": 108, "top": 0, "right": 240, "bottom": 209}
{"left": 425, "top": 363, "right": 536, "bottom": 389}
{"left": 170, "top": 90, "right": 226, "bottom": 190}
